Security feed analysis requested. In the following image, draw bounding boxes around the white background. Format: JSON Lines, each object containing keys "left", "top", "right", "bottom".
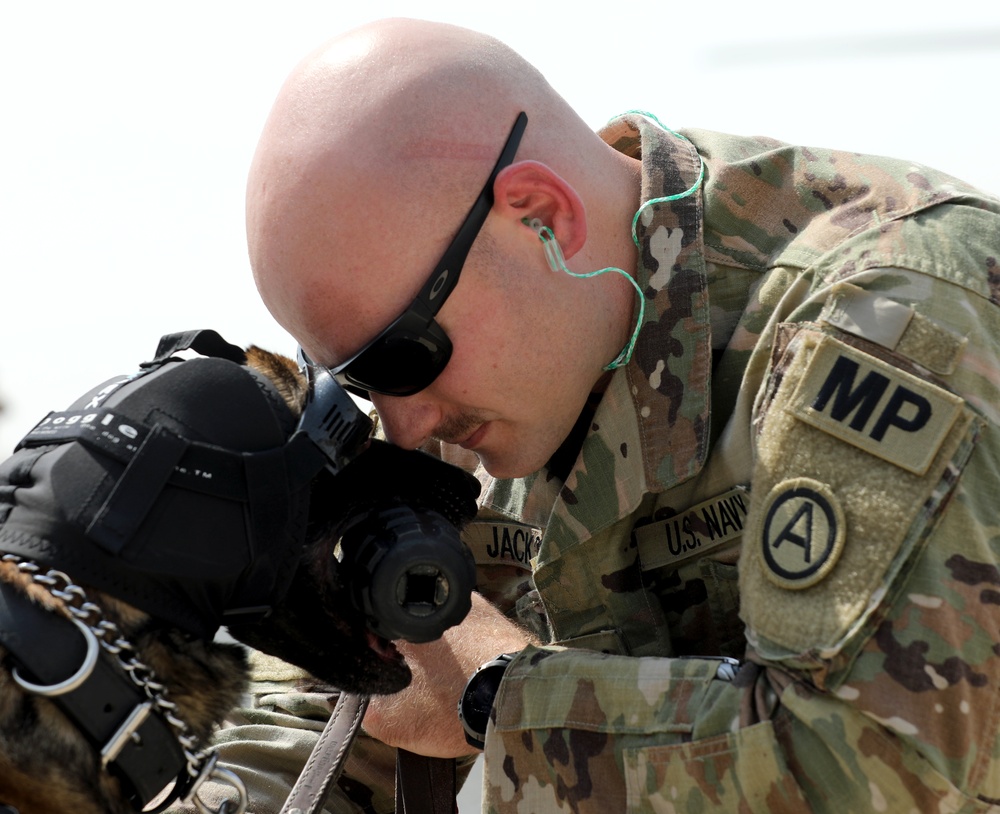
{"left": 2, "top": 2, "right": 999, "bottom": 809}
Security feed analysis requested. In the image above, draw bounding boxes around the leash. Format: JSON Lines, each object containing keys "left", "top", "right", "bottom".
{"left": 279, "top": 693, "right": 370, "bottom": 814}
{"left": 1, "top": 555, "right": 458, "bottom": 814}
{"left": 279, "top": 693, "right": 456, "bottom": 814}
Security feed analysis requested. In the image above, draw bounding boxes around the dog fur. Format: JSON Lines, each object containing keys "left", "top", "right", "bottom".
{"left": 0, "top": 347, "right": 412, "bottom": 813}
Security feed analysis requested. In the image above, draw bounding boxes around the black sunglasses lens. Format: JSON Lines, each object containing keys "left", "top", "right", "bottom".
{"left": 343, "top": 325, "right": 452, "bottom": 397}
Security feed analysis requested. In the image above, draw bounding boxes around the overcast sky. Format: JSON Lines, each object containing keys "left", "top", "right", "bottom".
{"left": 3, "top": 1, "right": 999, "bottom": 455}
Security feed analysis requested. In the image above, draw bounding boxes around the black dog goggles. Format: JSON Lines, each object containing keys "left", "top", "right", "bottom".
{"left": 320, "top": 112, "right": 528, "bottom": 399}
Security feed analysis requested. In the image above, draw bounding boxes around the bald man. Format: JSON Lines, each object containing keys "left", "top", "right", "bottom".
{"left": 192, "top": 18, "right": 1000, "bottom": 813}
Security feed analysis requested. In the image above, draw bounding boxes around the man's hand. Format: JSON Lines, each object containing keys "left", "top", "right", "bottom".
{"left": 362, "top": 591, "right": 538, "bottom": 757}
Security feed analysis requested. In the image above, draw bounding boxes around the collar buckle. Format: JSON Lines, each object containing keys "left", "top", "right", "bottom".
{"left": 101, "top": 700, "right": 153, "bottom": 768}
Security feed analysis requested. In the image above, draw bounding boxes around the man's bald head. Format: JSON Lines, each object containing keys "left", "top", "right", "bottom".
{"left": 246, "top": 19, "right": 642, "bottom": 477}
{"left": 247, "top": 18, "right": 601, "bottom": 357}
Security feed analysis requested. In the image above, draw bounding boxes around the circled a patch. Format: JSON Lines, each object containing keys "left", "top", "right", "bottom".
{"left": 760, "top": 478, "right": 846, "bottom": 590}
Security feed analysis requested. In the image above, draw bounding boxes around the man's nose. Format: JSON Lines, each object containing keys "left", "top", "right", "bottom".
{"left": 370, "top": 392, "right": 442, "bottom": 450}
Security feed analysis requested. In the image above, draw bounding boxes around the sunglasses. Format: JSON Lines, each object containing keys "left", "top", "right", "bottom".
{"left": 310, "top": 111, "right": 528, "bottom": 400}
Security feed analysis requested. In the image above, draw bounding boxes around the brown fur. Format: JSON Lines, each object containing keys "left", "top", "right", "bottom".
{"left": 245, "top": 344, "right": 308, "bottom": 419}
{"left": 0, "top": 348, "right": 405, "bottom": 813}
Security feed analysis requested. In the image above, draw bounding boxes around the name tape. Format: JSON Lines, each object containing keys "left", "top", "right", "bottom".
{"left": 634, "top": 486, "right": 750, "bottom": 572}
{"left": 463, "top": 521, "right": 543, "bottom": 571}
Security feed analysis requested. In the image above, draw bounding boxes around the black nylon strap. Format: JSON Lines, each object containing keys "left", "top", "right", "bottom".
{"left": 147, "top": 329, "right": 246, "bottom": 367}
{"left": 395, "top": 751, "right": 457, "bottom": 814}
{"left": 0, "top": 581, "right": 187, "bottom": 808}
{"left": 18, "top": 408, "right": 250, "bottom": 500}
{"left": 244, "top": 445, "right": 291, "bottom": 543}
{"left": 86, "top": 425, "right": 189, "bottom": 554}
{"left": 21, "top": 409, "right": 328, "bottom": 503}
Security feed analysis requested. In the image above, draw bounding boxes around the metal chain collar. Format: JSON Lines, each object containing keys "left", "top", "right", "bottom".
{"left": 1, "top": 553, "right": 248, "bottom": 814}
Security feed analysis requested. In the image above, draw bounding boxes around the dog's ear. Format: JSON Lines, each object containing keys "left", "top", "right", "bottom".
{"left": 245, "top": 346, "right": 308, "bottom": 418}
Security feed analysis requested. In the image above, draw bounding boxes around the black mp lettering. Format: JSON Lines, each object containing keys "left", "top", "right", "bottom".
{"left": 813, "top": 354, "right": 934, "bottom": 442}
{"left": 869, "top": 386, "right": 932, "bottom": 441}
{"left": 813, "top": 355, "right": 889, "bottom": 431}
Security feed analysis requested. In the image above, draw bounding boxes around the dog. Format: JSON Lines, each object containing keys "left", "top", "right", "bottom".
{"left": 0, "top": 331, "right": 478, "bottom": 814}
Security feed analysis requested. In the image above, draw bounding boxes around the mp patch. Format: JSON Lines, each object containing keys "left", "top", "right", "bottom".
{"left": 760, "top": 478, "right": 846, "bottom": 590}
{"left": 740, "top": 327, "right": 982, "bottom": 659}
{"left": 787, "top": 334, "right": 964, "bottom": 475}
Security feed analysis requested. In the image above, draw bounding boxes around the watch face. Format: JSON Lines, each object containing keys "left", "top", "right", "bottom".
{"left": 459, "top": 658, "right": 511, "bottom": 748}
{"left": 461, "top": 671, "right": 498, "bottom": 734}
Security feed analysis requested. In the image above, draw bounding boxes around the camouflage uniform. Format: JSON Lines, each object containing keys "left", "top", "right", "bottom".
{"left": 472, "top": 114, "right": 1000, "bottom": 812}
{"left": 176, "top": 115, "right": 1000, "bottom": 813}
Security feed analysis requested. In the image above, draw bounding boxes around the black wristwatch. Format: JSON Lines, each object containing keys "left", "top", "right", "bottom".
{"left": 457, "top": 652, "right": 517, "bottom": 750}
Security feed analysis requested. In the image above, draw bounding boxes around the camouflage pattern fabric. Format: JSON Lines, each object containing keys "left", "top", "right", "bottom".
{"left": 162, "top": 651, "right": 404, "bottom": 814}
{"left": 480, "top": 114, "right": 1000, "bottom": 812}
{"left": 174, "top": 116, "right": 1000, "bottom": 813}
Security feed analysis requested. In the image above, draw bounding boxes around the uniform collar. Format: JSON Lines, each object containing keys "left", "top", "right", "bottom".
{"left": 479, "top": 114, "right": 712, "bottom": 532}
{"left": 600, "top": 112, "right": 712, "bottom": 495}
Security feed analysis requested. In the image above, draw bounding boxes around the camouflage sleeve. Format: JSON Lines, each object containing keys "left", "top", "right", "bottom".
{"left": 163, "top": 650, "right": 481, "bottom": 814}
{"left": 162, "top": 651, "right": 399, "bottom": 814}
{"left": 484, "top": 258, "right": 1000, "bottom": 811}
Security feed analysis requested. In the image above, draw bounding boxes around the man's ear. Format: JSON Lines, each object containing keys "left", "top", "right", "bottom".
{"left": 492, "top": 160, "right": 587, "bottom": 260}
